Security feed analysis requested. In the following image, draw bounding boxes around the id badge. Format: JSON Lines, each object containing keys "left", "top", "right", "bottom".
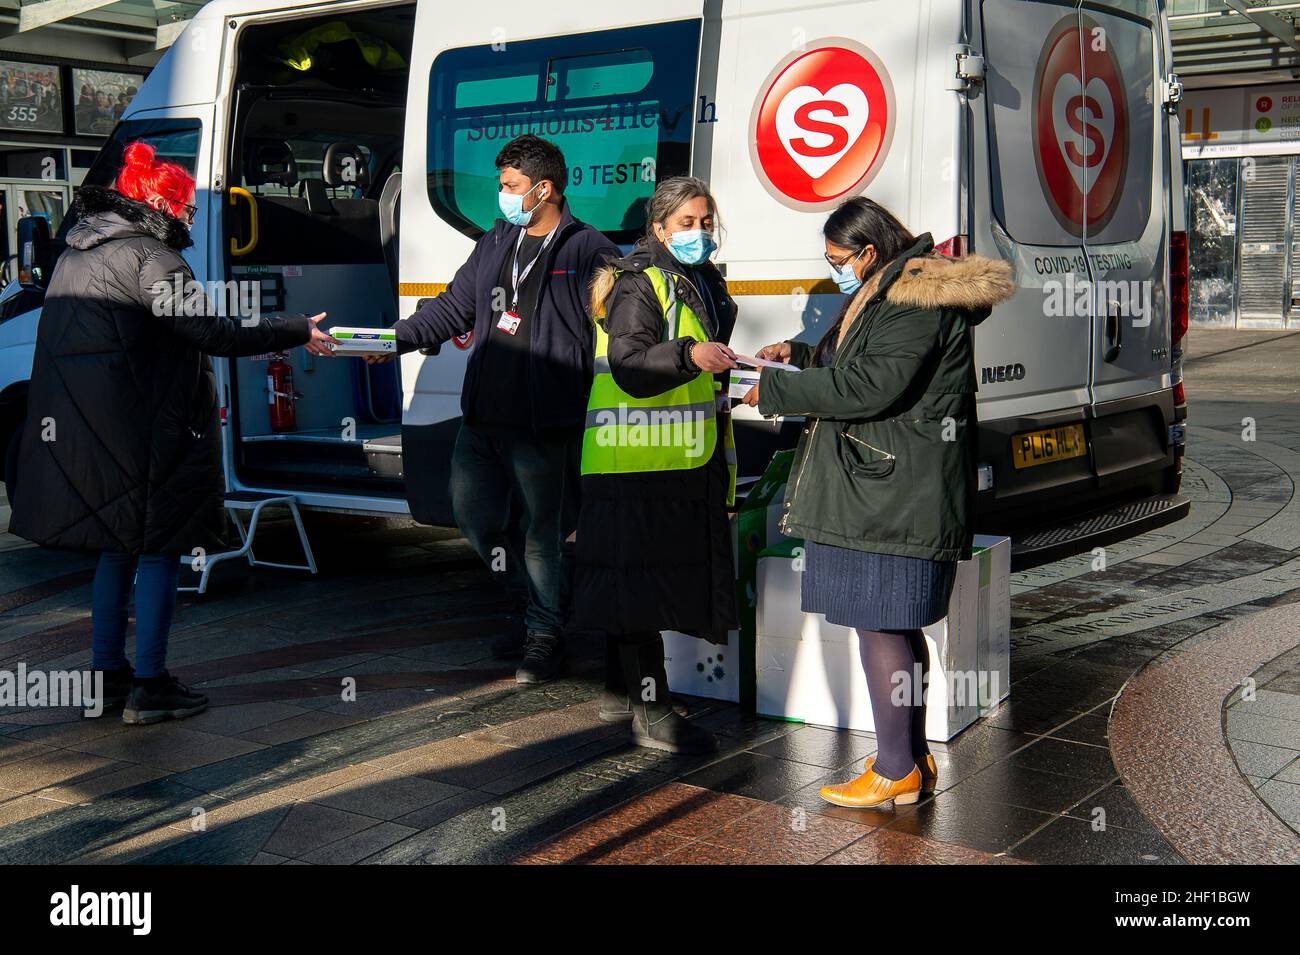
{"left": 496, "top": 311, "right": 521, "bottom": 335}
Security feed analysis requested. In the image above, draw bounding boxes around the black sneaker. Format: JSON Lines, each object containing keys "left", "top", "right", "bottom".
{"left": 515, "top": 633, "right": 564, "bottom": 684}
{"left": 491, "top": 615, "right": 528, "bottom": 660}
{"left": 84, "top": 664, "right": 133, "bottom": 718}
{"left": 122, "top": 674, "right": 208, "bottom": 725}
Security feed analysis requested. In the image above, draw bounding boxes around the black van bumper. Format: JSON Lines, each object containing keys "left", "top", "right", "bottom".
{"left": 975, "top": 389, "right": 1188, "bottom": 570}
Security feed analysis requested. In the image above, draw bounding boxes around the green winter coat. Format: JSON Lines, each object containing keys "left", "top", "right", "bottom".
{"left": 758, "top": 235, "right": 1015, "bottom": 562}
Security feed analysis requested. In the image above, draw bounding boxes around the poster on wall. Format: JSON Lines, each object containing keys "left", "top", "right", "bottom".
{"left": 1182, "top": 83, "right": 1300, "bottom": 158}
{"left": 0, "top": 60, "right": 64, "bottom": 134}
{"left": 72, "top": 68, "right": 142, "bottom": 137}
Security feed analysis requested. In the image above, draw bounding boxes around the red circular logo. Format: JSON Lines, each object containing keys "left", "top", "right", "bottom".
{"left": 1256, "top": 96, "right": 1273, "bottom": 113}
{"left": 749, "top": 39, "right": 895, "bottom": 211}
{"left": 452, "top": 330, "right": 474, "bottom": 350}
{"left": 1033, "top": 15, "right": 1129, "bottom": 237}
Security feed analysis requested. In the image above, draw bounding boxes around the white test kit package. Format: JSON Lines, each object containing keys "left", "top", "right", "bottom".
{"left": 755, "top": 535, "right": 1011, "bottom": 741}
{"left": 728, "top": 368, "right": 761, "bottom": 400}
{"left": 328, "top": 327, "right": 397, "bottom": 355}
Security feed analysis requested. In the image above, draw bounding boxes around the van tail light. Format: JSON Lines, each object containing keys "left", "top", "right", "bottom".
{"left": 1168, "top": 230, "right": 1189, "bottom": 414}
{"left": 935, "top": 235, "right": 965, "bottom": 258}
{"left": 1169, "top": 230, "right": 1189, "bottom": 347}
{"left": 219, "top": 406, "right": 228, "bottom": 425}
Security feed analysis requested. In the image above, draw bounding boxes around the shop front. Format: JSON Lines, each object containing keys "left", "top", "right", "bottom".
{"left": 0, "top": 56, "right": 147, "bottom": 287}
{"left": 1182, "top": 82, "right": 1300, "bottom": 328}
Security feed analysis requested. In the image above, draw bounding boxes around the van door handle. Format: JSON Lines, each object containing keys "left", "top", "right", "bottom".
{"left": 1103, "top": 300, "right": 1123, "bottom": 363}
{"left": 229, "top": 188, "right": 259, "bottom": 257}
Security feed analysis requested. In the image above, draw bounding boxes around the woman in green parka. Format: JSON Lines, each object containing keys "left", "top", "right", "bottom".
{"left": 741, "top": 197, "right": 1014, "bottom": 809}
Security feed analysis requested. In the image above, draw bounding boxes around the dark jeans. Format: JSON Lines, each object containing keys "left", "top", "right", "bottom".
{"left": 91, "top": 551, "right": 180, "bottom": 679}
{"left": 449, "top": 424, "right": 579, "bottom": 637}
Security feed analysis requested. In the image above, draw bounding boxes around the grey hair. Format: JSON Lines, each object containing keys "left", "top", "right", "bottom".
{"left": 643, "top": 175, "right": 721, "bottom": 243}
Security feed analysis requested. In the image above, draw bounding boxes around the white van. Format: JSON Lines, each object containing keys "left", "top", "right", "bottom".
{"left": 0, "top": 0, "right": 1188, "bottom": 567}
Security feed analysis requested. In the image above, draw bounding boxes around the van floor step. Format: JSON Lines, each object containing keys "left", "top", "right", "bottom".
{"left": 1008, "top": 494, "right": 1191, "bottom": 571}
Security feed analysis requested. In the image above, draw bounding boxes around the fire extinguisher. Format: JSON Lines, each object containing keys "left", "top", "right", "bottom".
{"left": 267, "top": 355, "right": 298, "bottom": 433}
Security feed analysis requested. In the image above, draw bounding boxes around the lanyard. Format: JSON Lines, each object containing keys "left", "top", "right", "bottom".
{"left": 510, "top": 225, "right": 558, "bottom": 311}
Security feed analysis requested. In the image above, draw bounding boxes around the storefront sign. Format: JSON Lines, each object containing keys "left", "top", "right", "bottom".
{"left": 1182, "top": 83, "right": 1300, "bottom": 158}
{"left": 0, "top": 59, "right": 63, "bottom": 134}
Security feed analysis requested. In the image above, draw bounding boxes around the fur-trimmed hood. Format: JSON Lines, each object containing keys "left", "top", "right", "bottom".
{"left": 838, "top": 235, "right": 1014, "bottom": 345}
{"left": 66, "top": 185, "right": 193, "bottom": 252}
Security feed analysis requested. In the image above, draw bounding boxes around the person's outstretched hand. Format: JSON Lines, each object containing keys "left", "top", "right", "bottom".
{"left": 304, "top": 313, "right": 337, "bottom": 357}
{"left": 690, "top": 341, "right": 738, "bottom": 372}
{"left": 756, "top": 342, "right": 791, "bottom": 363}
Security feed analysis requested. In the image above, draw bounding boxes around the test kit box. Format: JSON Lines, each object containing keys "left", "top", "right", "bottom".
{"left": 329, "top": 327, "right": 397, "bottom": 355}
{"left": 728, "top": 368, "right": 761, "bottom": 400}
{"left": 755, "top": 535, "right": 1011, "bottom": 741}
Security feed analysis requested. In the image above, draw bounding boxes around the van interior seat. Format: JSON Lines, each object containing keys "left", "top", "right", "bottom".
{"left": 234, "top": 139, "right": 384, "bottom": 265}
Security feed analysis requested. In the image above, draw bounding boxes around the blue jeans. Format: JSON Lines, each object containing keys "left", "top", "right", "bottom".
{"left": 449, "top": 424, "right": 579, "bottom": 637}
{"left": 91, "top": 552, "right": 179, "bottom": 679}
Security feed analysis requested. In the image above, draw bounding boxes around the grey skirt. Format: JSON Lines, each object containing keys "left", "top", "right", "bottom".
{"left": 801, "top": 539, "right": 957, "bottom": 631}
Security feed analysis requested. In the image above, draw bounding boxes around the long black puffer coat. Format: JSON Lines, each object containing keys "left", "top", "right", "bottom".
{"left": 9, "top": 186, "right": 312, "bottom": 555}
{"left": 571, "top": 237, "right": 740, "bottom": 644}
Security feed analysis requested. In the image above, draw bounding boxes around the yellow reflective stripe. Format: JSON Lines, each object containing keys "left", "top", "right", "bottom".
{"left": 584, "top": 399, "right": 717, "bottom": 430}
{"left": 399, "top": 282, "right": 448, "bottom": 297}
{"left": 400, "top": 278, "right": 836, "bottom": 299}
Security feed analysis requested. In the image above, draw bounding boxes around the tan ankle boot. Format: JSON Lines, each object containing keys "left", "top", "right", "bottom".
{"left": 865, "top": 754, "right": 938, "bottom": 793}
{"left": 819, "top": 763, "right": 922, "bottom": 809}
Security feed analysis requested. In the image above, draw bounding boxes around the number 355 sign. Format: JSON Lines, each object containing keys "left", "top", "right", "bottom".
{"left": 0, "top": 59, "right": 64, "bottom": 134}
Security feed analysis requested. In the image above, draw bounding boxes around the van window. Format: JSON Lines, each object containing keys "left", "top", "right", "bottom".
{"left": 982, "top": 0, "right": 1153, "bottom": 246}
{"left": 427, "top": 20, "right": 701, "bottom": 242}
{"left": 81, "top": 118, "right": 201, "bottom": 188}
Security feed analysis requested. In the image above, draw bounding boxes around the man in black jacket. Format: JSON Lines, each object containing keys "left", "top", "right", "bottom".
{"left": 392, "top": 135, "right": 618, "bottom": 683}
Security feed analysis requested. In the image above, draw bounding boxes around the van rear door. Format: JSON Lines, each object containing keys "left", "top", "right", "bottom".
{"left": 975, "top": 0, "right": 1093, "bottom": 426}
{"left": 1077, "top": 1, "right": 1171, "bottom": 409}
{"left": 400, "top": 3, "right": 703, "bottom": 525}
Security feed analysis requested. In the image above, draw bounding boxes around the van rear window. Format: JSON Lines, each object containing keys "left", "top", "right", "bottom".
{"left": 426, "top": 20, "right": 700, "bottom": 243}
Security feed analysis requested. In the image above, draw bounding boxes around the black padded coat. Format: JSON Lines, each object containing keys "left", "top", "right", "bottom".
{"left": 9, "top": 186, "right": 312, "bottom": 555}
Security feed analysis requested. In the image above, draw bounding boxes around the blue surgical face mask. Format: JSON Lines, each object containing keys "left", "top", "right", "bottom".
{"left": 665, "top": 228, "right": 717, "bottom": 266}
{"left": 498, "top": 182, "right": 543, "bottom": 227}
{"left": 830, "top": 250, "right": 865, "bottom": 295}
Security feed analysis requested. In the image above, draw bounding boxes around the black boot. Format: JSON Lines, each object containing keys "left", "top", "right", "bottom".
{"left": 516, "top": 632, "right": 565, "bottom": 684}
{"left": 599, "top": 634, "right": 689, "bottom": 722}
{"left": 122, "top": 673, "right": 208, "bottom": 725}
{"left": 85, "top": 664, "right": 133, "bottom": 718}
{"left": 598, "top": 633, "right": 633, "bottom": 722}
{"left": 619, "top": 637, "right": 716, "bottom": 755}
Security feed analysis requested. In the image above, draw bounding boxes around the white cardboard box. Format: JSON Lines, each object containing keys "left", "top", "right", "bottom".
{"left": 755, "top": 535, "right": 1010, "bottom": 741}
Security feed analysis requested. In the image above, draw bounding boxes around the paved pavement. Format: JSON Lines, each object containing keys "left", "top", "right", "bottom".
{"left": 0, "top": 328, "right": 1297, "bottom": 864}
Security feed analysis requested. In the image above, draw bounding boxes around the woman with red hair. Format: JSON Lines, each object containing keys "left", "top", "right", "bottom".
{"left": 10, "top": 142, "right": 335, "bottom": 725}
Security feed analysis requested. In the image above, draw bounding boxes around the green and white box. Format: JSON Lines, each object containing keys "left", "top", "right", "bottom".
{"left": 755, "top": 535, "right": 1010, "bottom": 741}
{"left": 329, "top": 327, "right": 397, "bottom": 355}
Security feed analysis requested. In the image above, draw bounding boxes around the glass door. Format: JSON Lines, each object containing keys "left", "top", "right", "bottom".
{"left": 0, "top": 181, "right": 68, "bottom": 282}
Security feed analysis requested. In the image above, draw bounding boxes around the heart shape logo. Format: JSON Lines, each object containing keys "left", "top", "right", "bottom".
{"left": 749, "top": 41, "right": 896, "bottom": 210}
{"left": 1050, "top": 73, "right": 1115, "bottom": 198}
{"left": 774, "top": 83, "right": 870, "bottom": 182}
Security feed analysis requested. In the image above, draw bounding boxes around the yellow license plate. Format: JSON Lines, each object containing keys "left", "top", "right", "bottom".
{"left": 1011, "top": 423, "right": 1087, "bottom": 470}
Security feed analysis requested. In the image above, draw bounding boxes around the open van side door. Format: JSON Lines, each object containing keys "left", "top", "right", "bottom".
{"left": 400, "top": 1, "right": 704, "bottom": 525}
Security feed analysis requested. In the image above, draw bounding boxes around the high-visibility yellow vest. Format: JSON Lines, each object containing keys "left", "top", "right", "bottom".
{"left": 582, "top": 266, "right": 736, "bottom": 506}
